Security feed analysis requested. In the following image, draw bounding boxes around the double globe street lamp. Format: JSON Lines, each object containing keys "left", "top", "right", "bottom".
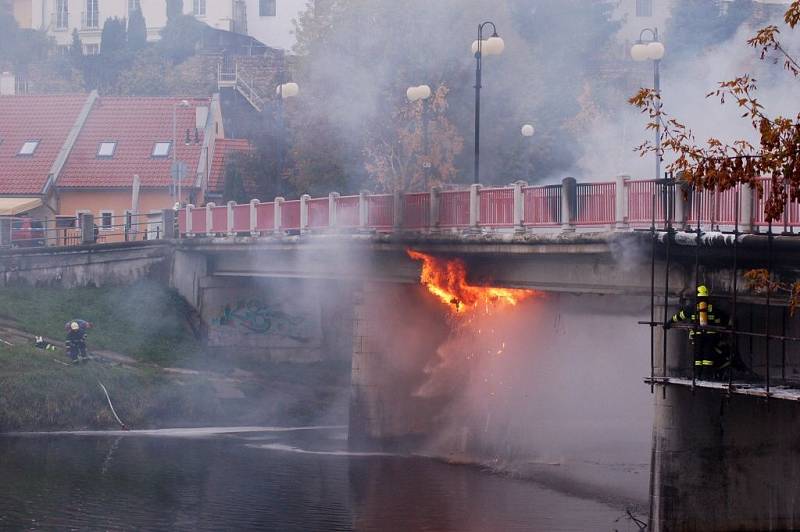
{"left": 472, "top": 22, "right": 505, "bottom": 185}
{"left": 631, "top": 28, "right": 666, "bottom": 181}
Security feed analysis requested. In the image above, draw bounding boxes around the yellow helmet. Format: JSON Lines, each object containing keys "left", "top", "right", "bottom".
{"left": 697, "top": 285, "right": 709, "bottom": 298}
{"left": 70, "top": 321, "right": 80, "bottom": 331}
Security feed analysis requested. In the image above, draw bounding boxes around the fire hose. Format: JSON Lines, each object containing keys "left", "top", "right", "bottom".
{"left": 97, "top": 380, "right": 129, "bottom": 431}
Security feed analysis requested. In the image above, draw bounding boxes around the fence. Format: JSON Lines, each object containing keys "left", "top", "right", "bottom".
{"left": 5, "top": 177, "right": 800, "bottom": 250}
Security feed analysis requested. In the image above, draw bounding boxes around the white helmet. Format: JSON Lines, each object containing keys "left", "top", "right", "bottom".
{"left": 70, "top": 321, "right": 80, "bottom": 331}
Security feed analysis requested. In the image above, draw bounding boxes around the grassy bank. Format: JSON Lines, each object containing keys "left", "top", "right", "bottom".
{"left": 0, "top": 282, "right": 200, "bottom": 365}
{"left": 0, "top": 283, "right": 351, "bottom": 432}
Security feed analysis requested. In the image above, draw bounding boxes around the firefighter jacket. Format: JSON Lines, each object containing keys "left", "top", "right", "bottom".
{"left": 670, "top": 300, "right": 729, "bottom": 340}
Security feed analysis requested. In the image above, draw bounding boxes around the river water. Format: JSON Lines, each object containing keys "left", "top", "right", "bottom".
{"left": 0, "top": 427, "right": 644, "bottom": 531}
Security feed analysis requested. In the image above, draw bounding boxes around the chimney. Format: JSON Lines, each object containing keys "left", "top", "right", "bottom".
{"left": 0, "top": 72, "right": 15, "bottom": 96}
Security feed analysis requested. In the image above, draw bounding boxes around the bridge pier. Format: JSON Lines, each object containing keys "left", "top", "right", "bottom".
{"left": 650, "top": 386, "right": 800, "bottom": 531}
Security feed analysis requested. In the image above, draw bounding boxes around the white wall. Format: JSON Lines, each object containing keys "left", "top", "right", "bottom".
{"left": 244, "top": 0, "right": 307, "bottom": 51}
{"left": 184, "top": 0, "right": 234, "bottom": 32}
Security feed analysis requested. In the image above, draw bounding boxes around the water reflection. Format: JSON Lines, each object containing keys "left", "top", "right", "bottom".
{"left": 0, "top": 429, "right": 641, "bottom": 531}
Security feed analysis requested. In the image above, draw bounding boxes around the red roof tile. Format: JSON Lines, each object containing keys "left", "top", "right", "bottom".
{"left": 207, "top": 138, "right": 252, "bottom": 194}
{"left": 0, "top": 94, "right": 89, "bottom": 195}
{"left": 58, "top": 96, "right": 211, "bottom": 189}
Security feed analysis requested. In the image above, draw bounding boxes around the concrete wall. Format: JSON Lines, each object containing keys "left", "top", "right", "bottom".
{"left": 0, "top": 241, "right": 170, "bottom": 287}
{"left": 651, "top": 386, "right": 800, "bottom": 531}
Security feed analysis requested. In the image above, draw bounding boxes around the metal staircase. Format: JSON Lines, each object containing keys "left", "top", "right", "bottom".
{"left": 217, "top": 63, "right": 265, "bottom": 112}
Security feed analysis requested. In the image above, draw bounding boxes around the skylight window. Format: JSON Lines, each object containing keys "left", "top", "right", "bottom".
{"left": 18, "top": 141, "right": 40, "bottom": 156}
{"left": 152, "top": 142, "right": 171, "bottom": 157}
{"left": 97, "top": 141, "right": 117, "bottom": 157}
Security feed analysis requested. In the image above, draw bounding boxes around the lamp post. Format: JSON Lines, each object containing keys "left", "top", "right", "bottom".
{"left": 521, "top": 123, "right": 535, "bottom": 181}
{"left": 631, "top": 28, "right": 665, "bottom": 181}
{"left": 173, "top": 99, "right": 190, "bottom": 205}
{"left": 275, "top": 80, "right": 299, "bottom": 195}
{"left": 407, "top": 84, "right": 432, "bottom": 190}
{"left": 472, "top": 21, "right": 505, "bottom": 185}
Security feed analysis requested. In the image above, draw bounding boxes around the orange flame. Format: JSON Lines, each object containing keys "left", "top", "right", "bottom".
{"left": 407, "top": 249, "right": 541, "bottom": 314}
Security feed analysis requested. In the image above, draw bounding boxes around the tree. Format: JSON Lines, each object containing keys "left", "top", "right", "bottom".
{"left": 364, "top": 84, "right": 463, "bottom": 191}
{"left": 665, "top": 0, "right": 755, "bottom": 62}
{"left": 158, "top": 14, "right": 204, "bottom": 63}
{"left": 223, "top": 155, "right": 249, "bottom": 203}
{"left": 127, "top": 8, "right": 147, "bottom": 51}
{"left": 100, "top": 17, "right": 127, "bottom": 55}
{"left": 166, "top": 0, "right": 184, "bottom": 21}
{"left": 630, "top": 1, "right": 800, "bottom": 220}
{"left": 69, "top": 29, "right": 83, "bottom": 65}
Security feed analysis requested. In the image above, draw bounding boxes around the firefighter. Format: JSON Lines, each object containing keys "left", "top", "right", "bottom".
{"left": 65, "top": 319, "right": 92, "bottom": 362}
{"left": 665, "top": 285, "right": 730, "bottom": 379}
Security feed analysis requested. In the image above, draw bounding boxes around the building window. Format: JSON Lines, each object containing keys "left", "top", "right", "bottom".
{"left": 75, "top": 210, "right": 92, "bottom": 228}
{"left": 193, "top": 0, "right": 206, "bottom": 16}
{"left": 127, "top": 0, "right": 140, "bottom": 13}
{"left": 97, "top": 141, "right": 117, "bottom": 157}
{"left": 152, "top": 141, "right": 171, "bottom": 157}
{"left": 259, "top": 0, "right": 276, "bottom": 17}
{"left": 636, "top": 0, "right": 653, "bottom": 17}
{"left": 100, "top": 211, "right": 113, "bottom": 231}
{"left": 56, "top": 0, "right": 69, "bottom": 29}
{"left": 85, "top": 0, "right": 99, "bottom": 28}
{"left": 84, "top": 43, "right": 99, "bottom": 55}
{"left": 57, "top": 45, "right": 70, "bottom": 55}
{"left": 18, "top": 140, "right": 40, "bottom": 156}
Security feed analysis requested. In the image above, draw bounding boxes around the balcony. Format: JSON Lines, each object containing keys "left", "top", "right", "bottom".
{"left": 81, "top": 11, "right": 100, "bottom": 31}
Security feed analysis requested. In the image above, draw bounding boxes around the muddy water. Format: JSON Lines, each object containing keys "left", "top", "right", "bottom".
{"left": 0, "top": 427, "right": 645, "bottom": 531}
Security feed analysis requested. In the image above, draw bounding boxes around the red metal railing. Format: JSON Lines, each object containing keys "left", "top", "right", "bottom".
{"left": 255, "top": 202, "right": 275, "bottom": 232}
{"left": 439, "top": 190, "right": 470, "bottom": 227}
{"left": 367, "top": 194, "right": 394, "bottom": 229}
{"left": 210, "top": 205, "right": 227, "bottom": 234}
{"left": 233, "top": 204, "right": 250, "bottom": 233}
{"left": 523, "top": 185, "right": 561, "bottom": 226}
{"left": 307, "top": 198, "right": 329, "bottom": 229}
{"left": 403, "top": 192, "right": 430, "bottom": 228}
{"left": 479, "top": 187, "right": 514, "bottom": 227}
{"left": 281, "top": 200, "right": 301, "bottom": 230}
{"left": 335, "top": 195, "right": 360, "bottom": 228}
{"left": 169, "top": 179, "right": 800, "bottom": 239}
{"left": 576, "top": 182, "right": 615, "bottom": 225}
{"left": 627, "top": 179, "right": 665, "bottom": 226}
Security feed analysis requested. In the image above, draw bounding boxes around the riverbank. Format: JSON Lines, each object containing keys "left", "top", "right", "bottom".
{"left": 0, "top": 283, "right": 351, "bottom": 432}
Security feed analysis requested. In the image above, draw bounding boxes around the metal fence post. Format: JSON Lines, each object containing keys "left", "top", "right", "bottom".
{"left": 513, "top": 181, "right": 526, "bottom": 232}
{"left": 162, "top": 209, "right": 176, "bottom": 239}
{"left": 358, "top": 191, "right": 368, "bottom": 229}
{"left": 80, "top": 213, "right": 95, "bottom": 244}
{"left": 185, "top": 204, "right": 194, "bottom": 236}
{"left": 274, "top": 197, "right": 284, "bottom": 234}
{"left": 430, "top": 186, "right": 441, "bottom": 232}
{"left": 205, "top": 202, "right": 215, "bottom": 235}
{"left": 0, "top": 218, "right": 10, "bottom": 247}
{"left": 328, "top": 192, "right": 339, "bottom": 229}
{"left": 249, "top": 199, "right": 260, "bottom": 236}
{"left": 393, "top": 190, "right": 404, "bottom": 229}
{"left": 227, "top": 201, "right": 236, "bottom": 236}
{"left": 300, "top": 194, "right": 310, "bottom": 233}
{"left": 739, "top": 184, "right": 753, "bottom": 234}
{"left": 469, "top": 184, "right": 481, "bottom": 229}
{"left": 615, "top": 174, "right": 629, "bottom": 230}
{"left": 561, "top": 177, "right": 576, "bottom": 232}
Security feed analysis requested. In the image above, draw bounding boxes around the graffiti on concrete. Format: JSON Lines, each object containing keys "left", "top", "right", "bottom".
{"left": 213, "top": 299, "right": 312, "bottom": 342}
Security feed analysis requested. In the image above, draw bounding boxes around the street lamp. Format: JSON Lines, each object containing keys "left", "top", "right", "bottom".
{"left": 275, "top": 81, "right": 299, "bottom": 195}
{"left": 407, "top": 84, "right": 432, "bottom": 190}
{"left": 631, "top": 28, "right": 665, "bottom": 181}
{"left": 173, "top": 99, "right": 190, "bottom": 205}
{"left": 472, "top": 21, "right": 504, "bottom": 185}
{"left": 521, "top": 124, "right": 535, "bottom": 180}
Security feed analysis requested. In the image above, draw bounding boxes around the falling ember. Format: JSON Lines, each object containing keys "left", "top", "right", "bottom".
{"left": 407, "top": 249, "right": 541, "bottom": 314}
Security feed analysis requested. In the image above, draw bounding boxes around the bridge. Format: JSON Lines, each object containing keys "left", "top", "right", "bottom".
{"left": 3, "top": 176, "right": 800, "bottom": 530}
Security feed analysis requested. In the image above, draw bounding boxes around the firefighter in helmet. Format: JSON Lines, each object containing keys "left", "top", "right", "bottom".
{"left": 64, "top": 319, "right": 91, "bottom": 362}
{"left": 665, "top": 285, "right": 730, "bottom": 378}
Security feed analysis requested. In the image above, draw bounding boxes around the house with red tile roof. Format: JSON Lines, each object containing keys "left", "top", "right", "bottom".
{"left": 0, "top": 91, "right": 251, "bottom": 243}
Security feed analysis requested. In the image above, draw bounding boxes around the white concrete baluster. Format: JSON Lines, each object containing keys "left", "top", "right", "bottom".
{"left": 249, "top": 199, "right": 260, "bottom": 236}
{"left": 469, "top": 184, "right": 481, "bottom": 229}
{"left": 615, "top": 174, "right": 629, "bottom": 230}
{"left": 227, "top": 201, "right": 236, "bottom": 236}
{"left": 205, "top": 202, "right": 215, "bottom": 235}
{"left": 328, "top": 192, "right": 339, "bottom": 229}
{"left": 274, "top": 197, "right": 284, "bottom": 234}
